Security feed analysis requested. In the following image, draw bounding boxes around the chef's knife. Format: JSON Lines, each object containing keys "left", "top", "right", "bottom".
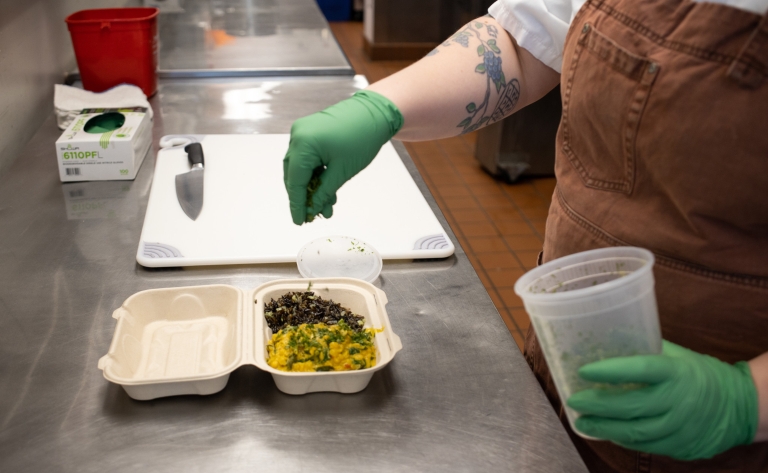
{"left": 175, "top": 143, "right": 205, "bottom": 220}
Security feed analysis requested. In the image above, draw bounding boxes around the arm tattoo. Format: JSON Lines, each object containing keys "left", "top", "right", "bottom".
{"left": 426, "top": 20, "right": 521, "bottom": 134}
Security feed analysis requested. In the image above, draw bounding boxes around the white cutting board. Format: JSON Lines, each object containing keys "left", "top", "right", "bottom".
{"left": 137, "top": 134, "right": 454, "bottom": 267}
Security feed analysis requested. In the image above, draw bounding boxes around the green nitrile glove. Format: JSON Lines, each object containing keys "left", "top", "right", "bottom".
{"left": 283, "top": 90, "right": 403, "bottom": 225}
{"left": 567, "top": 340, "right": 758, "bottom": 460}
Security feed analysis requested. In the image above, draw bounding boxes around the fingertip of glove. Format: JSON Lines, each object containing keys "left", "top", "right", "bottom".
{"left": 320, "top": 203, "right": 333, "bottom": 219}
{"left": 574, "top": 417, "right": 598, "bottom": 437}
{"left": 577, "top": 356, "right": 640, "bottom": 381}
{"left": 566, "top": 392, "right": 586, "bottom": 410}
{"left": 566, "top": 390, "right": 603, "bottom": 413}
{"left": 289, "top": 205, "right": 306, "bottom": 226}
{"left": 660, "top": 339, "right": 686, "bottom": 356}
{"left": 576, "top": 362, "right": 603, "bottom": 381}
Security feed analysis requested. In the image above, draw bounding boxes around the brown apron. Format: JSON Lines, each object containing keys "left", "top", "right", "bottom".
{"left": 523, "top": 0, "right": 768, "bottom": 471}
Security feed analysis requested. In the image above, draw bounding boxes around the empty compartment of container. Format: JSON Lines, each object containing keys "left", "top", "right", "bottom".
{"left": 98, "top": 285, "right": 243, "bottom": 400}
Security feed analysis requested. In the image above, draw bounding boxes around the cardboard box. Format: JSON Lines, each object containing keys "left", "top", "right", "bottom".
{"left": 56, "top": 107, "right": 152, "bottom": 182}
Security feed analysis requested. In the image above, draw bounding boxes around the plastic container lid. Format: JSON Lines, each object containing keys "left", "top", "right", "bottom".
{"left": 297, "top": 236, "right": 382, "bottom": 283}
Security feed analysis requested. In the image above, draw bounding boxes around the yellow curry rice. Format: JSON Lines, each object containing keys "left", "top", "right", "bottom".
{"left": 267, "top": 320, "right": 378, "bottom": 372}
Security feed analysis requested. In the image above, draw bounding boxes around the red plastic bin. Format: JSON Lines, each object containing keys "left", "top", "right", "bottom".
{"left": 66, "top": 8, "right": 159, "bottom": 97}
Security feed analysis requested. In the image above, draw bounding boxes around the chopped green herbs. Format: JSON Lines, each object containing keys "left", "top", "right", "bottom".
{"left": 267, "top": 320, "right": 378, "bottom": 372}
{"left": 347, "top": 240, "right": 370, "bottom": 253}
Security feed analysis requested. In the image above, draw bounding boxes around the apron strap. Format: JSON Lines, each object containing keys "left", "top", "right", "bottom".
{"left": 727, "top": 7, "right": 768, "bottom": 88}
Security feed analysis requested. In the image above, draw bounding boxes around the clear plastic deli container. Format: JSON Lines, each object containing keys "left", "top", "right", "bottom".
{"left": 98, "top": 278, "right": 402, "bottom": 400}
{"left": 514, "top": 247, "right": 662, "bottom": 437}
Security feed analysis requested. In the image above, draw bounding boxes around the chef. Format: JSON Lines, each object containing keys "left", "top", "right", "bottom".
{"left": 282, "top": 0, "right": 768, "bottom": 470}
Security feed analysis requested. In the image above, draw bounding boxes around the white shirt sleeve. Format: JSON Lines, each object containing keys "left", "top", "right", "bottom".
{"left": 488, "top": 0, "right": 586, "bottom": 73}
{"left": 489, "top": 0, "right": 768, "bottom": 72}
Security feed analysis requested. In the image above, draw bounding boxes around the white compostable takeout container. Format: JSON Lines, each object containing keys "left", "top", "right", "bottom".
{"left": 98, "top": 278, "right": 402, "bottom": 400}
{"left": 514, "top": 247, "right": 662, "bottom": 437}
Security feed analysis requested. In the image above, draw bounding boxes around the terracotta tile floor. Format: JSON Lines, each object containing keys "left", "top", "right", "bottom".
{"left": 330, "top": 22, "right": 556, "bottom": 352}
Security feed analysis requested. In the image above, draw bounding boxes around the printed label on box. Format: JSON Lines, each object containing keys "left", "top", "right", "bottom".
{"left": 55, "top": 107, "right": 152, "bottom": 182}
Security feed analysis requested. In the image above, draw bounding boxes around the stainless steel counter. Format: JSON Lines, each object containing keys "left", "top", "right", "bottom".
{"left": 151, "top": 0, "right": 353, "bottom": 77}
{"left": 0, "top": 76, "right": 587, "bottom": 472}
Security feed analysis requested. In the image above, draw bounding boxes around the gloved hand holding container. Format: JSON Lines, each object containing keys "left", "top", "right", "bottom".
{"left": 513, "top": 247, "right": 662, "bottom": 436}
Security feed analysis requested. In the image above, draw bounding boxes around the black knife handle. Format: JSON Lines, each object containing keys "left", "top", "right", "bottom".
{"left": 184, "top": 143, "right": 205, "bottom": 166}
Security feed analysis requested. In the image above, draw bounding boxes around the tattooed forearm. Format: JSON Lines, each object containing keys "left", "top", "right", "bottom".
{"left": 426, "top": 20, "right": 521, "bottom": 134}
{"left": 367, "top": 14, "right": 559, "bottom": 142}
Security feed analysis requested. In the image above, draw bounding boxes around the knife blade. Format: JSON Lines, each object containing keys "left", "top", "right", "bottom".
{"left": 175, "top": 143, "right": 205, "bottom": 220}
